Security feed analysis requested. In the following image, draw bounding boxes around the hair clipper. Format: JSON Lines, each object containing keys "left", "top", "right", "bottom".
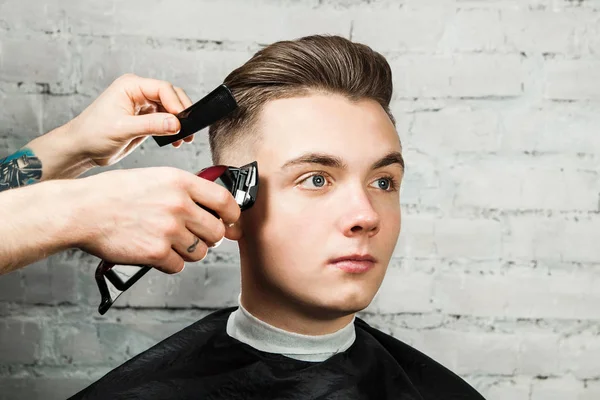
{"left": 94, "top": 161, "right": 258, "bottom": 315}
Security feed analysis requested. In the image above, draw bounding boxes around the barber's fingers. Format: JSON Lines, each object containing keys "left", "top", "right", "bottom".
{"left": 174, "top": 86, "right": 193, "bottom": 108}
{"left": 172, "top": 230, "right": 209, "bottom": 263}
{"left": 151, "top": 249, "right": 186, "bottom": 275}
{"left": 117, "top": 112, "right": 182, "bottom": 139}
{"left": 172, "top": 86, "right": 195, "bottom": 146}
{"left": 186, "top": 204, "right": 228, "bottom": 247}
{"left": 184, "top": 177, "right": 241, "bottom": 226}
{"left": 130, "top": 76, "right": 186, "bottom": 115}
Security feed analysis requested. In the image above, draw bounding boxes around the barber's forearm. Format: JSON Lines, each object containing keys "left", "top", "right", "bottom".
{"left": 0, "top": 123, "right": 94, "bottom": 192}
{"left": 0, "top": 180, "right": 84, "bottom": 275}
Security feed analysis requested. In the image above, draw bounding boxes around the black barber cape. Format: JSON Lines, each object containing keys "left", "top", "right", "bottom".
{"left": 69, "top": 308, "right": 485, "bottom": 400}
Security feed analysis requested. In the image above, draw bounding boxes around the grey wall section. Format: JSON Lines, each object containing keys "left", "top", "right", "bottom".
{"left": 1, "top": 0, "right": 600, "bottom": 399}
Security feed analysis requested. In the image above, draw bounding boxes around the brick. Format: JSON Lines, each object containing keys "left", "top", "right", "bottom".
{"left": 531, "top": 377, "right": 600, "bottom": 400}
{"left": 410, "top": 108, "right": 500, "bottom": 153}
{"left": 560, "top": 333, "right": 600, "bottom": 379}
{"left": 71, "top": 0, "right": 350, "bottom": 44}
{"left": 391, "top": 54, "right": 523, "bottom": 99}
{"left": 78, "top": 37, "right": 254, "bottom": 96}
{"left": 0, "top": 92, "right": 43, "bottom": 139}
{"left": 396, "top": 216, "right": 502, "bottom": 259}
{"left": 396, "top": 149, "right": 448, "bottom": 208}
{"left": 0, "top": 257, "right": 78, "bottom": 305}
{"left": 53, "top": 323, "right": 105, "bottom": 365}
{"left": 503, "top": 9, "right": 590, "bottom": 54}
{"left": 0, "top": 0, "right": 65, "bottom": 33}
{"left": 1, "top": 0, "right": 343, "bottom": 42}
{"left": 438, "top": 9, "right": 504, "bottom": 52}
{"left": 0, "top": 375, "right": 99, "bottom": 400}
{"left": 352, "top": 7, "right": 450, "bottom": 52}
{"left": 0, "top": 269, "right": 24, "bottom": 302}
{"left": 114, "top": 264, "right": 239, "bottom": 308}
{"left": 480, "top": 378, "right": 531, "bottom": 400}
{"left": 41, "top": 94, "right": 93, "bottom": 133}
{"left": 545, "top": 60, "right": 600, "bottom": 101}
{"left": 0, "top": 35, "right": 75, "bottom": 90}
{"left": 433, "top": 269, "right": 600, "bottom": 319}
{"left": 500, "top": 106, "right": 600, "bottom": 154}
{"left": 390, "top": 327, "right": 559, "bottom": 376}
{"left": 433, "top": 218, "right": 503, "bottom": 259}
{"left": 365, "top": 269, "right": 434, "bottom": 314}
{"left": 454, "top": 0, "right": 549, "bottom": 8}
{"left": 504, "top": 216, "right": 600, "bottom": 263}
{"left": 0, "top": 319, "right": 42, "bottom": 364}
{"left": 448, "top": 55, "right": 523, "bottom": 98}
{"left": 26, "top": 258, "right": 78, "bottom": 305}
{"left": 451, "top": 160, "right": 599, "bottom": 211}
{"left": 394, "top": 215, "right": 437, "bottom": 258}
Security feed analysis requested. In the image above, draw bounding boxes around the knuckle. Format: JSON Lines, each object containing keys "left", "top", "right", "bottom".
{"left": 215, "top": 187, "right": 233, "bottom": 209}
{"left": 161, "top": 217, "right": 181, "bottom": 236}
{"left": 170, "top": 195, "right": 189, "bottom": 214}
{"left": 118, "top": 73, "right": 137, "bottom": 83}
{"left": 161, "top": 81, "right": 174, "bottom": 91}
{"left": 161, "top": 167, "right": 185, "bottom": 186}
{"left": 147, "top": 244, "right": 171, "bottom": 263}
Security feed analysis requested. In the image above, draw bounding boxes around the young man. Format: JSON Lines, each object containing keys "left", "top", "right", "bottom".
{"left": 70, "top": 35, "right": 485, "bottom": 399}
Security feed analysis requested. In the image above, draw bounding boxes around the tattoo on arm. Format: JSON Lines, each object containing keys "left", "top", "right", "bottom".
{"left": 0, "top": 148, "right": 43, "bottom": 192}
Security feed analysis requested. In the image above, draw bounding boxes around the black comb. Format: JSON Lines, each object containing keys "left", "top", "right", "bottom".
{"left": 153, "top": 84, "right": 237, "bottom": 147}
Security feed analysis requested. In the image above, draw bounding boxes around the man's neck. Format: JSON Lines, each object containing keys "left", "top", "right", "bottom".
{"left": 240, "top": 286, "right": 355, "bottom": 336}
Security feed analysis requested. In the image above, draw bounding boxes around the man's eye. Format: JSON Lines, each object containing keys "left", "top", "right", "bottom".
{"left": 299, "top": 174, "right": 329, "bottom": 189}
{"left": 370, "top": 177, "right": 394, "bottom": 191}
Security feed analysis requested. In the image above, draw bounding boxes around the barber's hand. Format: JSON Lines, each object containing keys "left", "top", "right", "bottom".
{"left": 27, "top": 74, "right": 194, "bottom": 181}
{"left": 72, "top": 167, "right": 241, "bottom": 273}
{"left": 70, "top": 73, "right": 194, "bottom": 166}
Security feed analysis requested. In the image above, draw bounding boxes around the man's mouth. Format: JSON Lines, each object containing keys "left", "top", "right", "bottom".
{"left": 328, "top": 254, "right": 376, "bottom": 274}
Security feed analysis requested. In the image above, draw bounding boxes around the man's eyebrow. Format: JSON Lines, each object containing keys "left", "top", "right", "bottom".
{"left": 281, "top": 153, "right": 348, "bottom": 170}
{"left": 281, "top": 151, "right": 405, "bottom": 171}
{"left": 371, "top": 151, "right": 405, "bottom": 171}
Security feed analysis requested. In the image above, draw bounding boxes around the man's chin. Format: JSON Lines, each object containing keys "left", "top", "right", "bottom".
{"left": 298, "top": 290, "right": 377, "bottom": 320}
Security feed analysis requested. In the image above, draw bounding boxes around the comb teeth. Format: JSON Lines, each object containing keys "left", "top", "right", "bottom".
{"left": 153, "top": 84, "right": 237, "bottom": 147}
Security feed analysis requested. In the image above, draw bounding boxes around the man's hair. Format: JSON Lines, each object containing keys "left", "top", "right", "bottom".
{"left": 208, "top": 35, "right": 394, "bottom": 164}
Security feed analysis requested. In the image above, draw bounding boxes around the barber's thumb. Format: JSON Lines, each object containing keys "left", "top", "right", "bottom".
{"left": 120, "top": 113, "right": 181, "bottom": 138}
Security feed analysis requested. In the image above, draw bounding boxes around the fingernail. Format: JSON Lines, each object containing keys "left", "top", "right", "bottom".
{"left": 210, "top": 237, "right": 225, "bottom": 248}
{"left": 163, "top": 116, "right": 179, "bottom": 133}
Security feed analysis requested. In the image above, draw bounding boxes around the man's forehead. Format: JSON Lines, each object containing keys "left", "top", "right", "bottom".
{"left": 253, "top": 94, "right": 401, "bottom": 168}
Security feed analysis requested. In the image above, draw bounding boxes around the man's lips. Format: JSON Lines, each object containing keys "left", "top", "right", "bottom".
{"left": 328, "top": 254, "right": 377, "bottom": 273}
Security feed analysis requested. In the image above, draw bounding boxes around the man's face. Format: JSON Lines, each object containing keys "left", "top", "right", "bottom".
{"left": 235, "top": 93, "right": 403, "bottom": 316}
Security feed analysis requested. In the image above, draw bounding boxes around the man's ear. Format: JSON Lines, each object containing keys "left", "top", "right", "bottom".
{"left": 224, "top": 221, "right": 243, "bottom": 241}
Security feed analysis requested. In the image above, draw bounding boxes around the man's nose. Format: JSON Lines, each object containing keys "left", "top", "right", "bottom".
{"left": 337, "top": 186, "right": 381, "bottom": 238}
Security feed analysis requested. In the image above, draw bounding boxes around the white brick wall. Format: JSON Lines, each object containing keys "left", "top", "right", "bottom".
{"left": 1, "top": 1, "right": 599, "bottom": 399}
